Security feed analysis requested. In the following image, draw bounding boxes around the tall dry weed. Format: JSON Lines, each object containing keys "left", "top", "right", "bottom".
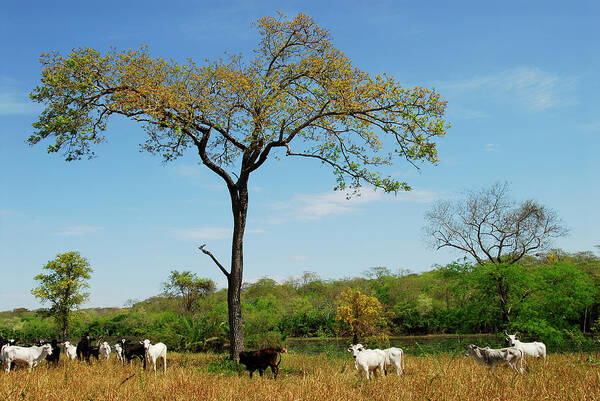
{"left": 0, "top": 352, "right": 598, "bottom": 400}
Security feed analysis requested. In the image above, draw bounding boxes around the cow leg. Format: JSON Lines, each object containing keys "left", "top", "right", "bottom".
{"left": 163, "top": 355, "right": 167, "bottom": 373}
{"left": 249, "top": 369, "right": 254, "bottom": 378}
{"left": 258, "top": 368, "right": 264, "bottom": 377}
{"left": 270, "top": 364, "right": 278, "bottom": 379}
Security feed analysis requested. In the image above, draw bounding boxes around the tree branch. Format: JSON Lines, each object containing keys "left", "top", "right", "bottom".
{"left": 199, "top": 244, "right": 230, "bottom": 278}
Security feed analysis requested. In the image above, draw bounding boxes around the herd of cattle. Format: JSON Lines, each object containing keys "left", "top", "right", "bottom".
{"left": 0, "top": 332, "right": 546, "bottom": 379}
{"left": 0, "top": 335, "right": 167, "bottom": 374}
{"left": 347, "top": 332, "right": 546, "bottom": 379}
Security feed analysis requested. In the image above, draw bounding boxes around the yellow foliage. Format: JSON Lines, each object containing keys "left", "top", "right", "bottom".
{"left": 29, "top": 13, "right": 448, "bottom": 194}
{"left": 336, "top": 288, "right": 384, "bottom": 342}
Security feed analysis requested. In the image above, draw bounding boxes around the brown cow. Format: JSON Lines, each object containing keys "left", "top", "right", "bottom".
{"left": 238, "top": 347, "right": 287, "bottom": 379}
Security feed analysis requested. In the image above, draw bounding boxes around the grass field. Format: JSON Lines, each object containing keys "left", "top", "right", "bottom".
{"left": 1, "top": 352, "right": 599, "bottom": 400}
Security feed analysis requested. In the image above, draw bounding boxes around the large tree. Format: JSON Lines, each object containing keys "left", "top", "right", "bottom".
{"left": 31, "top": 251, "right": 93, "bottom": 340}
{"left": 28, "top": 13, "right": 448, "bottom": 360}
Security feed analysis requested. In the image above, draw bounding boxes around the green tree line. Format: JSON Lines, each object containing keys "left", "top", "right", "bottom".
{"left": 2, "top": 250, "right": 599, "bottom": 353}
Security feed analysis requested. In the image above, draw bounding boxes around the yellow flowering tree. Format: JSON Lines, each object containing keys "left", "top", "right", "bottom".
{"left": 29, "top": 13, "right": 448, "bottom": 361}
{"left": 336, "top": 288, "right": 385, "bottom": 343}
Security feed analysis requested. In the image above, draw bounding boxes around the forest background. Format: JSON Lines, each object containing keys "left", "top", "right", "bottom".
{"left": 2, "top": 249, "right": 599, "bottom": 354}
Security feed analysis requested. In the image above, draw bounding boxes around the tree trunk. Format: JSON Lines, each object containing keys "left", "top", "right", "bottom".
{"left": 227, "top": 182, "right": 248, "bottom": 362}
{"left": 496, "top": 276, "right": 511, "bottom": 324}
{"left": 62, "top": 313, "right": 69, "bottom": 341}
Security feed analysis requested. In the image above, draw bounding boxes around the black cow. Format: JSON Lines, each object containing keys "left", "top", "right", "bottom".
{"left": 120, "top": 339, "right": 146, "bottom": 369}
{"left": 238, "top": 347, "right": 287, "bottom": 379}
{"left": 76, "top": 334, "right": 93, "bottom": 362}
{"left": 37, "top": 339, "right": 60, "bottom": 366}
{"left": 89, "top": 346, "right": 100, "bottom": 360}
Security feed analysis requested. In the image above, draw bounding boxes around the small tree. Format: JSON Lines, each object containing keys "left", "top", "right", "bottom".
{"left": 162, "top": 270, "right": 215, "bottom": 314}
{"left": 31, "top": 252, "right": 93, "bottom": 340}
{"left": 336, "top": 288, "right": 384, "bottom": 343}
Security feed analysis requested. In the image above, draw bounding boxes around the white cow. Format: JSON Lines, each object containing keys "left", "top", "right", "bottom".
{"left": 347, "top": 344, "right": 386, "bottom": 380}
{"left": 141, "top": 339, "right": 167, "bottom": 374}
{"left": 465, "top": 344, "right": 524, "bottom": 374}
{"left": 505, "top": 333, "right": 547, "bottom": 362}
{"left": 2, "top": 344, "right": 53, "bottom": 372}
{"left": 113, "top": 343, "right": 123, "bottom": 362}
{"left": 63, "top": 341, "right": 77, "bottom": 360}
{"left": 382, "top": 347, "right": 405, "bottom": 375}
{"left": 99, "top": 342, "right": 111, "bottom": 360}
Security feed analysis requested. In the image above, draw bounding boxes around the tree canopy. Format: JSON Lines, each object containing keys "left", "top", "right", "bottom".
{"left": 424, "top": 182, "right": 568, "bottom": 265}
{"left": 31, "top": 251, "right": 93, "bottom": 339}
{"left": 162, "top": 270, "right": 216, "bottom": 314}
{"left": 29, "top": 13, "right": 447, "bottom": 193}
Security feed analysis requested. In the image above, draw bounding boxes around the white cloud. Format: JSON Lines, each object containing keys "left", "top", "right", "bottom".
{"left": 175, "top": 165, "right": 202, "bottom": 177}
{"left": 56, "top": 226, "right": 103, "bottom": 237}
{"left": 581, "top": 122, "right": 600, "bottom": 133}
{"left": 0, "top": 92, "right": 41, "bottom": 115}
{"left": 484, "top": 143, "right": 499, "bottom": 152}
{"left": 269, "top": 188, "right": 438, "bottom": 221}
{"left": 438, "top": 66, "right": 576, "bottom": 112}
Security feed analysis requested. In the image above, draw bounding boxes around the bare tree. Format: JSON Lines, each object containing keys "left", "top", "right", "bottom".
{"left": 424, "top": 182, "right": 568, "bottom": 266}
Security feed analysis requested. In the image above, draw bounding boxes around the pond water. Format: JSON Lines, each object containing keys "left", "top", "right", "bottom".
{"left": 286, "top": 334, "right": 501, "bottom": 356}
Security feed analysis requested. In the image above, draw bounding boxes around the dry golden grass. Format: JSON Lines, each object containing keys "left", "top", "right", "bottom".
{"left": 1, "top": 352, "right": 599, "bottom": 401}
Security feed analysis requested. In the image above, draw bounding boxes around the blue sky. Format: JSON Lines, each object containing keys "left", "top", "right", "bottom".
{"left": 1, "top": 0, "right": 598, "bottom": 310}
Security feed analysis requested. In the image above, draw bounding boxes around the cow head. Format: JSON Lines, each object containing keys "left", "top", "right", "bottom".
{"left": 238, "top": 351, "right": 249, "bottom": 364}
{"left": 505, "top": 332, "right": 517, "bottom": 346}
{"left": 141, "top": 339, "right": 151, "bottom": 350}
{"left": 347, "top": 344, "right": 365, "bottom": 359}
{"left": 465, "top": 344, "right": 477, "bottom": 357}
{"left": 42, "top": 343, "right": 53, "bottom": 355}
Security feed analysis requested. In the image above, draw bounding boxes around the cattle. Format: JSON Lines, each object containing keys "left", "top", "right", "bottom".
{"left": 63, "top": 341, "right": 77, "bottom": 360}
{"left": 76, "top": 334, "right": 93, "bottom": 362}
{"left": 465, "top": 344, "right": 524, "bottom": 374}
{"left": 347, "top": 344, "right": 386, "bottom": 380}
{"left": 141, "top": 339, "right": 167, "bottom": 374}
{"left": 2, "top": 344, "right": 53, "bottom": 372}
{"left": 0, "top": 339, "right": 17, "bottom": 369}
{"left": 113, "top": 343, "right": 123, "bottom": 363}
{"left": 99, "top": 342, "right": 111, "bottom": 360}
{"left": 382, "top": 347, "right": 405, "bottom": 375}
{"left": 238, "top": 347, "right": 287, "bottom": 379}
{"left": 505, "top": 332, "right": 547, "bottom": 362}
{"left": 120, "top": 339, "right": 146, "bottom": 369}
{"left": 89, "top": 346, "right": 101, "bottom": 360}
{"left": 37, "top": 339, "right": 60, "bottom": 366}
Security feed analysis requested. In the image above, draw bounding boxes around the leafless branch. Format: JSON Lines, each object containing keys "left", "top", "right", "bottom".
{"left": 199, "top": 244, "right": 230, "bottom": 278}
